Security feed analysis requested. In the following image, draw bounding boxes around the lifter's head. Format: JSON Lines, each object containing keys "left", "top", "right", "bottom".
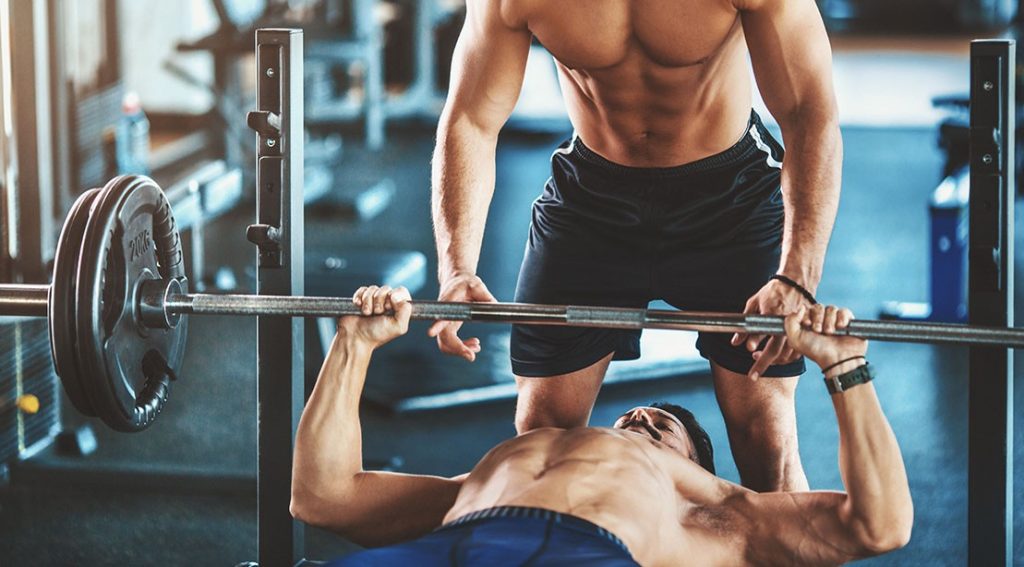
{"left": 613, "top": 402, "right": 715, "bottom": 475}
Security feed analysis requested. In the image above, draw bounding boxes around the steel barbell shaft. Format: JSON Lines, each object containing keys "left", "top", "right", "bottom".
{"left": 169, "top": 294, "right": 760, "bottom": 333}
{"left": 741, "top": 314, "right": 1024, "bottom": 347}
{"left": 167, "top": 293, "right": 572, "bottom": 324}
{"left": 163, "top": 292, "right": 1024, "bottom": 348}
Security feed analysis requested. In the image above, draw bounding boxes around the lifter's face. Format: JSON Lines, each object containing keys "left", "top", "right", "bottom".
{"left": 613, "top": 407, "right": 696, "bottom": 460}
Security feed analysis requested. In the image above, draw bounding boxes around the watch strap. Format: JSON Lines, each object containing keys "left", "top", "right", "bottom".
{"left": 825, "top": 363, "right": 874, "bottom": 395}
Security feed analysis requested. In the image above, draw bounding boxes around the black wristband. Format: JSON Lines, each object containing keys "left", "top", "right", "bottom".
{"left": 820, "top": 355, "right": 865, "bottom": 375}
{"left": 825, "top": 362, "right": 873, "bottom": 395}
{"left": 770, "top": 274, "right": 817, "bottom": 305}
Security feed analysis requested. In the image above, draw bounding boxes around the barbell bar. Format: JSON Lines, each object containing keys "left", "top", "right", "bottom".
{"left": 168, "top": 292, "right": 1024, "bottom": 347}
{"left": 3, "top": 282, "right": 1024, "bottom": 348}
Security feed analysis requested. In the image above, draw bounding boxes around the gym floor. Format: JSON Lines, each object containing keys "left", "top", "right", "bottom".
{"left": 2, "top": 40, "right": 1023, "bottom": 567}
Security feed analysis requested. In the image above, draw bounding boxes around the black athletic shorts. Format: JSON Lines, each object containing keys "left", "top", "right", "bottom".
{"left": 512, "top": 110, "right": 806, "bottom": 378}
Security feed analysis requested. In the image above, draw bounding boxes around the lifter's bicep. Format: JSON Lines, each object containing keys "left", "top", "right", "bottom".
{"left": 442, "top": 0, "right": 532, "bottom": 136}
{"left": 738, "top": 0, "right": 836, "bottom": 122}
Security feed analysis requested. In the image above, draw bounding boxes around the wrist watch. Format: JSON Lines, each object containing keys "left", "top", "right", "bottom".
{"left": 825, "top": 362, "right": 874, "bottom": 395}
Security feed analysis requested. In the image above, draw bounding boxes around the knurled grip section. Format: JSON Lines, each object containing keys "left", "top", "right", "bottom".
{"left": 566, "top": 306, "right": 645, "bottom": 329}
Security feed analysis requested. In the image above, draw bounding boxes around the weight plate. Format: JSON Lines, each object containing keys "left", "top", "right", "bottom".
{"left": 75, "top": 176, "right": 188, "bottom": 432}
{"left": 49, "top": 188, "right": 102, "bottom": 417}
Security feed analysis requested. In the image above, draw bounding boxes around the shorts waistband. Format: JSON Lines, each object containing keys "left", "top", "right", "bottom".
{"left": 568, "top": 110, "right": 771, "bottom": 178}
{"left": 440, "top": 506, "right": 630, "bottom": 554}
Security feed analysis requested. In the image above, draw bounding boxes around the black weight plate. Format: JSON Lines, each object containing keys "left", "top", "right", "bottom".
{"left": 75, "top": 175, "right": 188, "bottom": 432}
{"left": 49, "top": 188, "right": 102, "bottom": 417}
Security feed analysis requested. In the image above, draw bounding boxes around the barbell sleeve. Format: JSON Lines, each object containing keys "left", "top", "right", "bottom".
{"left": 0, "top": 284, "right": 49, "bottom": 317}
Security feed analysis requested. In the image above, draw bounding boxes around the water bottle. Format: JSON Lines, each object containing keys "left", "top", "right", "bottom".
{"left": 116, "top": 92, "right": 151, "bottom": 175}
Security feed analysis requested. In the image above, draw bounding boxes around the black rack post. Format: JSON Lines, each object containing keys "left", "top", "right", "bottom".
{"left": 967, "top": 39, "right": 1014, "bottom": 567}
{"left": 247, "top": 29, "right": 305, "bottom": 567}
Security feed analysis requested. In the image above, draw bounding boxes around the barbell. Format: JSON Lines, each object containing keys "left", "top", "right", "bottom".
{"left": 2, "top": 175, "right": 1023, "bottom": 433}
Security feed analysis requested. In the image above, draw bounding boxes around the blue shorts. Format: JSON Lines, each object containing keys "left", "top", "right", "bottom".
{"left": 512, "top": 111, "right": 806, "bottom": 379}
{"left": 326, "top": 506, "right": 638, "bottom": 566}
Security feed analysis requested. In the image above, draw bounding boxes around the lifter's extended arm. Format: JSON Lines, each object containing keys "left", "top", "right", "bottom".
{"left": 741, "top": 305, "right": 913, "bottom": 564}
{"left": 428, "top": 0, "right": 532, "bottom": 360}
{"left": 291, "top": 286, "right": 463, "bottom": 547}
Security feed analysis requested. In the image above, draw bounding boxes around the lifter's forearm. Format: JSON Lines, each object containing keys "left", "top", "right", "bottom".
{"left": 431, "top": 119, "right": 499, "bottom": 280}
{"left": 777, "top": 111, "right": 842, "bottom": 290}
{"left": 833, "top": 372, "right": 913, "bottom": 548}
{"left": 292, "top": 334, "right": 373, "bottom": 503}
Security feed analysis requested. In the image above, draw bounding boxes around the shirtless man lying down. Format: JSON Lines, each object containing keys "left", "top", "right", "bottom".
{"left": 292, "top": 286, "right": 912, "bottom": 566}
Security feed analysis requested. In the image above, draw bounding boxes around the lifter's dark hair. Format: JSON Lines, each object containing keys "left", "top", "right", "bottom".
{"left": 649, "top": 402, "right": 715, "bottom": 475}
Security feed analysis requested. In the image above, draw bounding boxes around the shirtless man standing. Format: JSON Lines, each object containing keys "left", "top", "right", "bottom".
{"left": 291, "top": 286, "right": 912, "bottom": 566}
{"left": 428, "top": 1, "right": 841, "bottom": 492}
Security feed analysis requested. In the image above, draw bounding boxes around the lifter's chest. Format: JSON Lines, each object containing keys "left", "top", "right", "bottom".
{"left": 518, "top": 0, "right": 740, "bottom": 69}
